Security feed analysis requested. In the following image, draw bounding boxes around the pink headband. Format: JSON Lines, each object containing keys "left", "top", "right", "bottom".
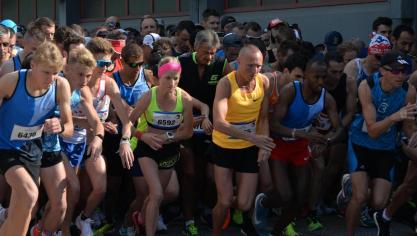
{"left": 158, "top": 62, "right": 182, "bottom": 78}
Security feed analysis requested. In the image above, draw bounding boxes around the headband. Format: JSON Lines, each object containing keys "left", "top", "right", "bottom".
{"left": 158, "top": 62, "right": 182, "bottom": 78}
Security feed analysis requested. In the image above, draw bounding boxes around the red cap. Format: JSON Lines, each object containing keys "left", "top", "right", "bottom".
{"left": 107, "top": 39, "right": 126, "bottom": 54}
{"left": 267, "top": 18, "right": 287, "bottom": 30}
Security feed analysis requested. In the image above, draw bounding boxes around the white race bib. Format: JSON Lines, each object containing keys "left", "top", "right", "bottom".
{"left": 315, "top": 112, "right": 332, "bottom": 132}
{"left": 193, "top": 123, "right": 205, "bottom": 135}
{"left": 229, "top": 120, "right": 256, "bottom": 139}
{"left": 10, "top": 124, "right": 44, "bottom": 141}
{"left": 153, "top": 112, "right": 182, "bottom": 128}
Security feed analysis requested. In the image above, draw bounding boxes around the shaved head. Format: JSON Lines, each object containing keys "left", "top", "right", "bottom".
{"left": 238, "top": 44, "right": 262, "bottom": 59}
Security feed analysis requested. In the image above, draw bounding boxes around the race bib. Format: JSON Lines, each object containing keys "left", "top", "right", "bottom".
{"left": 229, "top": 120, "right": 256, "bottom": 139}
{"left": 193, "top": 123, "right": 205, "bottom": 135}
{"left": 10, "top": 124, "right": 44, "bottom": 141}
{"left": 153, "top": 112, "right": 182, "bottom": 129}
{"left": 315, "top": 112, "right": 332, "bottom": 132}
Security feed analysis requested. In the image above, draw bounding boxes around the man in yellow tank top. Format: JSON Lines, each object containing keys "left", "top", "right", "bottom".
{"left": 211, "top": 45, "right": 275, "bottom": 236}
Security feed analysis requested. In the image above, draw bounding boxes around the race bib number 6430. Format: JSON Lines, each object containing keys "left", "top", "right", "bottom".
{"left": 10, "top": 124, "right": 44, "bottom": 141}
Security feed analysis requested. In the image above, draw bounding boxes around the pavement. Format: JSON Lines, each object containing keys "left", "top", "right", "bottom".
{"left": 103, "top": 213, "right": 415, "bottom": 236}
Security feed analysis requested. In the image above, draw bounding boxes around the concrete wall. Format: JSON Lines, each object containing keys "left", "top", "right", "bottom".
{"left": 76, "top": 0, "right": 415, "bottom": 46}
{"left": 224, "top": 1, "right": 392, "bottom": 45}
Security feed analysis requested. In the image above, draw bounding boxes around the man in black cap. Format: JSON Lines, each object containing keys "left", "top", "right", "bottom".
{"left": 345, "top": 51, "right": 417, "bottom": 236}
{"left": 222, "top": 33, "right": 242, "bottom": 62}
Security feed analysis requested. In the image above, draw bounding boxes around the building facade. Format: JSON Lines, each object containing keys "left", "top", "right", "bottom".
{"left": 0, "top": 0, "right": 416, "bottom": 44}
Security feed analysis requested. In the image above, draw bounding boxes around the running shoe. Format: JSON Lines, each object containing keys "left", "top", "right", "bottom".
{"left": 182, "top": 223, "right": 199, "bottom": 236}
{"left": 76, "top": 214, "right": 94, "bottom": 236}
{"left": 156, "top": 214, "right": 168, "bottom": 233}
{"left": 0, "top": 205, "right": 7, "bottom": 225}
{"left": 253, "top": 193, "right": 269, "bottom": 234}
{"left": 360, "top": 207, "right": 376, "bottom": 228}
{"left": 341, "top": 174, "right": 352, "bottom": 200}
{"left": 373, "top": 211, "right": 391, "bottom": 236}
{"left": 283, "top": 222, "right": 299, "bottom": 236}
{"left": 119, "top": 226, "right": 135, "bottom": 236}
{"left": 30, "top": 223, "right": 41, "bottom": 236}
{"left": 240, "top": 216, "right": 260, "bottom": 236}
{"left": 233, "top": 209, "right": 244, "bottom": 225}
{"left": 307, "top": 215, "right": 324, "bottom": 231}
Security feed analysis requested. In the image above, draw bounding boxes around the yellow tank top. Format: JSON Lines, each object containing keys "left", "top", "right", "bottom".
{"left": 212, "top": 71, "right": 264, "bottom": 149}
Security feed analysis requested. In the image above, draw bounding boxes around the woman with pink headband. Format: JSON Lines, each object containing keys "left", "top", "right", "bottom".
{"left": 129, "top": 56, "right": 193, "bottom": 236}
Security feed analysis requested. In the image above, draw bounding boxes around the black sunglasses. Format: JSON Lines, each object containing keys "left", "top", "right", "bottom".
{"left": 127, "top": 61, "right": 144, "bottom": 68}
{"left": 383, "top": 66, "right": 406, "bottom": 75}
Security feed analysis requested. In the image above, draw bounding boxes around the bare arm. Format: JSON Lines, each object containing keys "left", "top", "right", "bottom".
{"left": 0, "top": 59, "right": 14, "bottom": 78}
{"left": 324, "top": 93, "right": 343, "bottom": 143}
{"left": 401, "top": 84, "right": 417, "bottom": 139}
{"left": 55, "top": 77, "right": 73, "bottom": 138}
{"left": 342, "top": 76, "right": 357, "bottom": 127}
{"left": 270, "top": 83, "right": 295, "bottom": 138}
{"left": 106, "top": 78, "right": 131, "bottom": 138}
{"left": 344, "top": 59, "right": 358, "bottom": 83}
{"left": 80, "top": 87, "right": 104, "bottom": 159}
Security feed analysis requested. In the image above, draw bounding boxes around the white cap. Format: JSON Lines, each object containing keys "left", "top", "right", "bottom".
{"left": 143, "top": 33, "right": 161, "bottom": 49}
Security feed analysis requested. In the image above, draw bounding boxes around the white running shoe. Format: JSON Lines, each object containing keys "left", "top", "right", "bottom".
{"left": 75, "top": 214, "right": 94, "bottom": 236}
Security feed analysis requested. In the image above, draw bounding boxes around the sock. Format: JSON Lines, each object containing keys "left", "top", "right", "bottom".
{"left": 382, "top": 208, "right": 391, "bottom": 221}
{"left": 185, "top": 219, "right": 195, "bottom": 227}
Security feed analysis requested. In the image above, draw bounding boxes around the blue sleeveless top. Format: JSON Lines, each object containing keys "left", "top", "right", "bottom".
{"left": 281, "top": 81, "right": 326, "bottom": 129}
{"left": 113, "top": 68, "right": 150, "bottom": 107}
{"left": 350, "top": 73, "right": 407, "bottom": 150}
{"left": 0, "top": 70, "right": 57, "bottom": 151}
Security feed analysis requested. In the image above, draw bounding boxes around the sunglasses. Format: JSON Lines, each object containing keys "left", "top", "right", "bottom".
{"left": 373, "top": 54, "right": 382, "bottom": 61}
{"left": 383, "top": 66, "right": 405, "bottom": 75}
{"left": 1, "top": 42, "right": 10, "bottom": 47}
{"left": 127, "top": 61, "right": 144, "bottom": 68}
{"left": 96, "top": 60, "right": 112, "bottom": 68}
{"left": 246, "top": 35, "right": 262, "bottom": 40}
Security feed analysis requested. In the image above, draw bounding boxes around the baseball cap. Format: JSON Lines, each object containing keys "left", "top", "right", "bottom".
{"left": 221, "top": 16, "right": 236, "bottom": 30}
{"left": 368, "top": 34, "right": 391, "bottom": 55}
{"left": 380, "top": 51, "right": 409, "bottom": 67}
{"left": 223, "top": 33, "right": 243, "bottom": 48}
{"left": 143, "top": 33, "right": 161, "bottom": 49}
{"left": 107, "top": 39, "right": 126, "bottom": 54}
{"left": 267, "top": 18, "right": 287, "bottom": 30}
{"left": 0, "top": 19, "right": 17, "bottom": 33}
{"left": 324, "top": 31, "right": 343, "bottom": 51}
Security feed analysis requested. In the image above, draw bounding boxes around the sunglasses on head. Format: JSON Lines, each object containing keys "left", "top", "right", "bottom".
{"left": 127, "top": 61, "right": 144, "bottom": 68}
{"left": 383, "top": 66, "right": 406, "bottom": 75}
{"left": 96, "top": 60, "right": 112, "bottom": 68}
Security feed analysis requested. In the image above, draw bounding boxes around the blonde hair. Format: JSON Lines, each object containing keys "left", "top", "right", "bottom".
{"left": 67, "top": 47, "right": 96, "bottom": 69}
{"left": 158, "top": 56, "right": 179, "bottom": 68}
{"left": 32, "top": 41, "right": 64, "bottom": 71}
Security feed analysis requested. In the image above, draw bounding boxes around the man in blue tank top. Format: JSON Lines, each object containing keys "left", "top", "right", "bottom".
{"left": 254, "top": 59, "right": 342, "bottom": 236}
{"left": 0, "top": 42, "right": 73, "bottom": 236}
{"left": 345, "top": 51, "right": 417, "bottom": 236}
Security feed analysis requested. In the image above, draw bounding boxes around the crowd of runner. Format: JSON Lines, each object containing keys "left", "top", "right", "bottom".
{"left": 0, "top": 8, "right": 416, "bottom": 236}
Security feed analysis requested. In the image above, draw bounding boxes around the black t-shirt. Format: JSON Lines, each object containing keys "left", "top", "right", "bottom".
{"left": 178, "top": 52, "right": 227, "bottom": 118}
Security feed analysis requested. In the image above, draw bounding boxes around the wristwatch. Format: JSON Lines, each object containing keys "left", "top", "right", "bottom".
{"left": 166, "top": 132, "right": 175, "bottom": 142}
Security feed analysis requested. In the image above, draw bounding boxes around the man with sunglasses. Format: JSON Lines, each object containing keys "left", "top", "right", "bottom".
{"left": 0, "top": 25, "right": 10, "bottom": 68}
{"left": 345, "top": 51, "right": 417, "bottom": 236}
{"left": 344, "top": 34, "right": 391, "bottom": 86}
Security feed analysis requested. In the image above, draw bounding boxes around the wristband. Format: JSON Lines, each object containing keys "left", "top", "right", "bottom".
{"left": 58, "top": 123, "right": 65, "bottom": 134}
{"left": 291, "top": 128, "right": 296, "bottom": 138}
{"left": 120, "top": 140, "right": 130, "bottom": 145}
